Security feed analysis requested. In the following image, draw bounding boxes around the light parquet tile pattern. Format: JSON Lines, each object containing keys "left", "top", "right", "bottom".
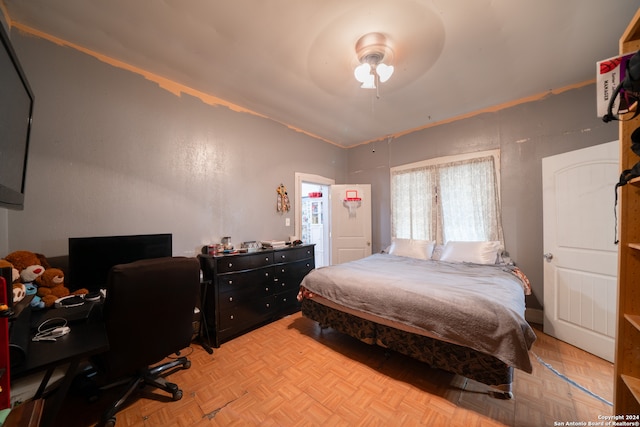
{"left": 54, "top": 312, "right": 613, "bottom": 427}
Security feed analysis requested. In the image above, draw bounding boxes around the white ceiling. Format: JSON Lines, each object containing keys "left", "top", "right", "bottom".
{"left": 4, "top": 1, "right": 640, "bottom": 148}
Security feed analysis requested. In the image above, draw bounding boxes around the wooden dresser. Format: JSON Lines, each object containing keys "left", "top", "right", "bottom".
{"left": 199, "top": 244, "right": 315, "bottom": 347}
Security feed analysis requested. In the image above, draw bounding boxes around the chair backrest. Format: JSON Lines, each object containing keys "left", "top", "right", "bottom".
{"left": 100, "top": 256, "right": 200, "bottom": 378}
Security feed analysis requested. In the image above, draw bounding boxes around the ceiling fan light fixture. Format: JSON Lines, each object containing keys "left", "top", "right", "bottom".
{"left": 354, "top": 32, "right": 394, "bottom": 89}
{"left": 354, "top": 62, "right": 371, "bottom": 81}
{"left": 376, "top": 63, "right": 394, "bottom": 83}
{"left": 354, "top": 63, "right": 377, "bottom": 88}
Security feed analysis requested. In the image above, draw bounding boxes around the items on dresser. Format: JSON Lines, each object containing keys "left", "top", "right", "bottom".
{"left": 198, "top": 244, "right": 315, "bottom": 347}
{"left": 221, "top": 236, "right": 232, "bottom": 250}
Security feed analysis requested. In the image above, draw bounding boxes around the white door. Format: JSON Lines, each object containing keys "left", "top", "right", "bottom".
{"left": 330, "top": 184, "right": 372, "bottom": 265}
{"left": 542, "top": 141, "right": 618, "bottom": 362}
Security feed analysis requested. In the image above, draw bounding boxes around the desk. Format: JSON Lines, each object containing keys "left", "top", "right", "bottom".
{"left": 11, "top": 308, "right": 109, "bottom": 427}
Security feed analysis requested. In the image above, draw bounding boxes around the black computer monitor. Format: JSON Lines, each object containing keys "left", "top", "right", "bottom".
{"left": 68, "top": 233, "right": 172, "bottom": 293}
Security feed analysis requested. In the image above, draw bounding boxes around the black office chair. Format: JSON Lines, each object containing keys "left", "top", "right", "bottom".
{"left": 94, "top": 257, "right": 200, "bottom": 427}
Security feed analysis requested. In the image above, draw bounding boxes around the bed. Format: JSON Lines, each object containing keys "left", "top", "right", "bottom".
{"left": 297, "top": 239, "right": 537, "bottom": 398}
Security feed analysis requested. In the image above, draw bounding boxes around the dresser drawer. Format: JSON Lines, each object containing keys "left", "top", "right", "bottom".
{"left": 274, "top": 288, "right": 300, "bottom": 312}
{"left": 273, "top": 259, "right": 315, "bottom": 292}
{"left": 218, "top": 296, "right": 277, "bottom": 330}
{"left": 216, "top": 252, "right": 274, "bottom": 273}
{"left": 273, "top": 246, "right": 314, "bottom": 264}
{"left": 217, "top": 267, "right": 274, "bottom": 294}
{"left": 218, "top": 284, "right": 275, "bottom": 312}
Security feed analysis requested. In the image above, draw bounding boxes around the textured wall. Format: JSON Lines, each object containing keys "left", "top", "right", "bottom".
{"left": 5, "top": 31, "right": 346, "bottom": 257}
{"left": 347, "top": 86, "right": 619, "bottom": 309}
{"left": 2, "top": 27, "right": 620, "bottom": 312}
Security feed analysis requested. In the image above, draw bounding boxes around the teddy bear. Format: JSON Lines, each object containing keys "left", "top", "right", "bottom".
{"left": 0, "top": 259, "right": 26, "bottom": 304}
{"left": 4, "top": 250, "right": 49, "bottom": 284}
{"left": 35, "top": 268, "right": 88, "bottom": 308}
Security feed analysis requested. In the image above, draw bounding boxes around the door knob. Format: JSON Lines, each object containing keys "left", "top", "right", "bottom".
{"left": 543, "top": 253, "right": 553, "bottom": 262}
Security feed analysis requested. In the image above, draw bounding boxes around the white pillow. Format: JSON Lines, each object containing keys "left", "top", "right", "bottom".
{"left": 439, "top": 241, "right": 503, "bottom": 264}
{"left": 388, "top": 238, "right": 435, "bottom": 260}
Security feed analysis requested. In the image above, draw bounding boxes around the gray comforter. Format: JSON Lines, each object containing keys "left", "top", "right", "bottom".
{"left": 299, "top": 253, "right": 537, "bottom": 372}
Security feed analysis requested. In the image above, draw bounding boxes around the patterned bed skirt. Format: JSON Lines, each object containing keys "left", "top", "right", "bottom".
{"left": 301, "top": 298, "right": 513, "bottom": 394}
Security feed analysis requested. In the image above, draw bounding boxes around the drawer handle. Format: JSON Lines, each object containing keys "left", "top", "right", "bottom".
{"left": 265, "top": 287, "right": 269, "bottom": 292}
{"left": 281, "top": 255, "right": 286, "bottom": 259}
{"left": 265, "top": 257, "right": 269, "bottom": 261}
{"left": 281, "top": 282, "right": 285, "bottom": 287}
{"left": 230, "top": 315, "right": 234, "bottom": 320}
{"left": 283, "top": 298, "right": 287, "bottom": 302}
{"left": 228, "top": 280, "right": 233, "bottom": 285}
{"left": 266, "top": 303, "right": 270, "bottom": 308}
{"left": 281, "top": 268, "right": 285, "bottom": 273}
{"left": 228, "top": 263, "right": 233, "bottom": 268}
{"left": 229, "top": 296, "right": 233, "bottom": 302}
{"left": 265, "top": 272, "right": 269, "bottom": 277}
{"left": 306, "top": 263, "right": 310, "bottom": 267}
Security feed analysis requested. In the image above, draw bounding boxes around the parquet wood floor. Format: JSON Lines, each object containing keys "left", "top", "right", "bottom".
{"left": 52, "top": 312, "right": 614, "bottom": 426}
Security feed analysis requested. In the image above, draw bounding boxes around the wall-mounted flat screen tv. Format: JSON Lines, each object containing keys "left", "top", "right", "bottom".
{"left": 0, "top": 22, "right": 34, "bottom": 210}
{"left": 68, "top": 233, "right": 173, "bottom": 294}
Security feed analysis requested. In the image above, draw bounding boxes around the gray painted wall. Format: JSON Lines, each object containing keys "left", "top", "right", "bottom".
{"left": 3, "top": 31, "right": 346, "bottom": 257}
{"left": 348, "top": 86, "right": 619, "bottom": 309}
{"left": 0, "top": 28, "right": 619, "bottom": 313}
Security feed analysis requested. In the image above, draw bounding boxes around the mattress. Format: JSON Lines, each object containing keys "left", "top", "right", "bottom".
{"left": 299, "top": 253, "right": 536, "bottom": 372}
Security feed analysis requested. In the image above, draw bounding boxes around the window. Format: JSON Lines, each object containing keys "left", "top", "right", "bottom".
{"left": 391, "top": 150, "right": 503, "bottom": 244}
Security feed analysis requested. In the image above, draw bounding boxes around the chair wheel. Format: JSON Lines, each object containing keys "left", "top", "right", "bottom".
{"left": 104, "top": 417, "right": 116, "bottom": 427}
{"left": 172, "top": 389, "right": 183, "bottom": 401}
{"left": 183, "top": 360, "right": 191, "bottom": 369}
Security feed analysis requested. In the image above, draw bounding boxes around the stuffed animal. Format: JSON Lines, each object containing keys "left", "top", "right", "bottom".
{"left": 0, "top": 259, "right": 26, "bottom": 304}
{"left": 4, "top": 250, "right": 49, "bottom": 283}
{"left": 24, "top": 283, "right": 44, "bottom": 310}
{"left": 35, "top": 268, "right": 87, "bottom": 308}
{"left": 12, "top": 283, "right": 26, "bottom": 304}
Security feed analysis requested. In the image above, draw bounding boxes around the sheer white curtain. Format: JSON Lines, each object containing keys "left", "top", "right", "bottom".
{"left": 438, "top": 156, "right": 503, "bottom": 242}
{"left": 391, "top": 152, "right": 503, "bottom": 244}
{"left": 391, "top": 168, "right": 436, "bottom": 240}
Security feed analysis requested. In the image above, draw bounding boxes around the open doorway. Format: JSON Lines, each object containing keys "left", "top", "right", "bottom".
{"left": 301, "top": 182, "right": 329, "bottom": 267}
{"left": 295, "top": 173, "right": 334, "bottom": 268}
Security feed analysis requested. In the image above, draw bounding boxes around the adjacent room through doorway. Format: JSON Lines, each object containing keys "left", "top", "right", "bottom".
{"left": 300, "top": 182, "right": 330, "bottom": 267}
